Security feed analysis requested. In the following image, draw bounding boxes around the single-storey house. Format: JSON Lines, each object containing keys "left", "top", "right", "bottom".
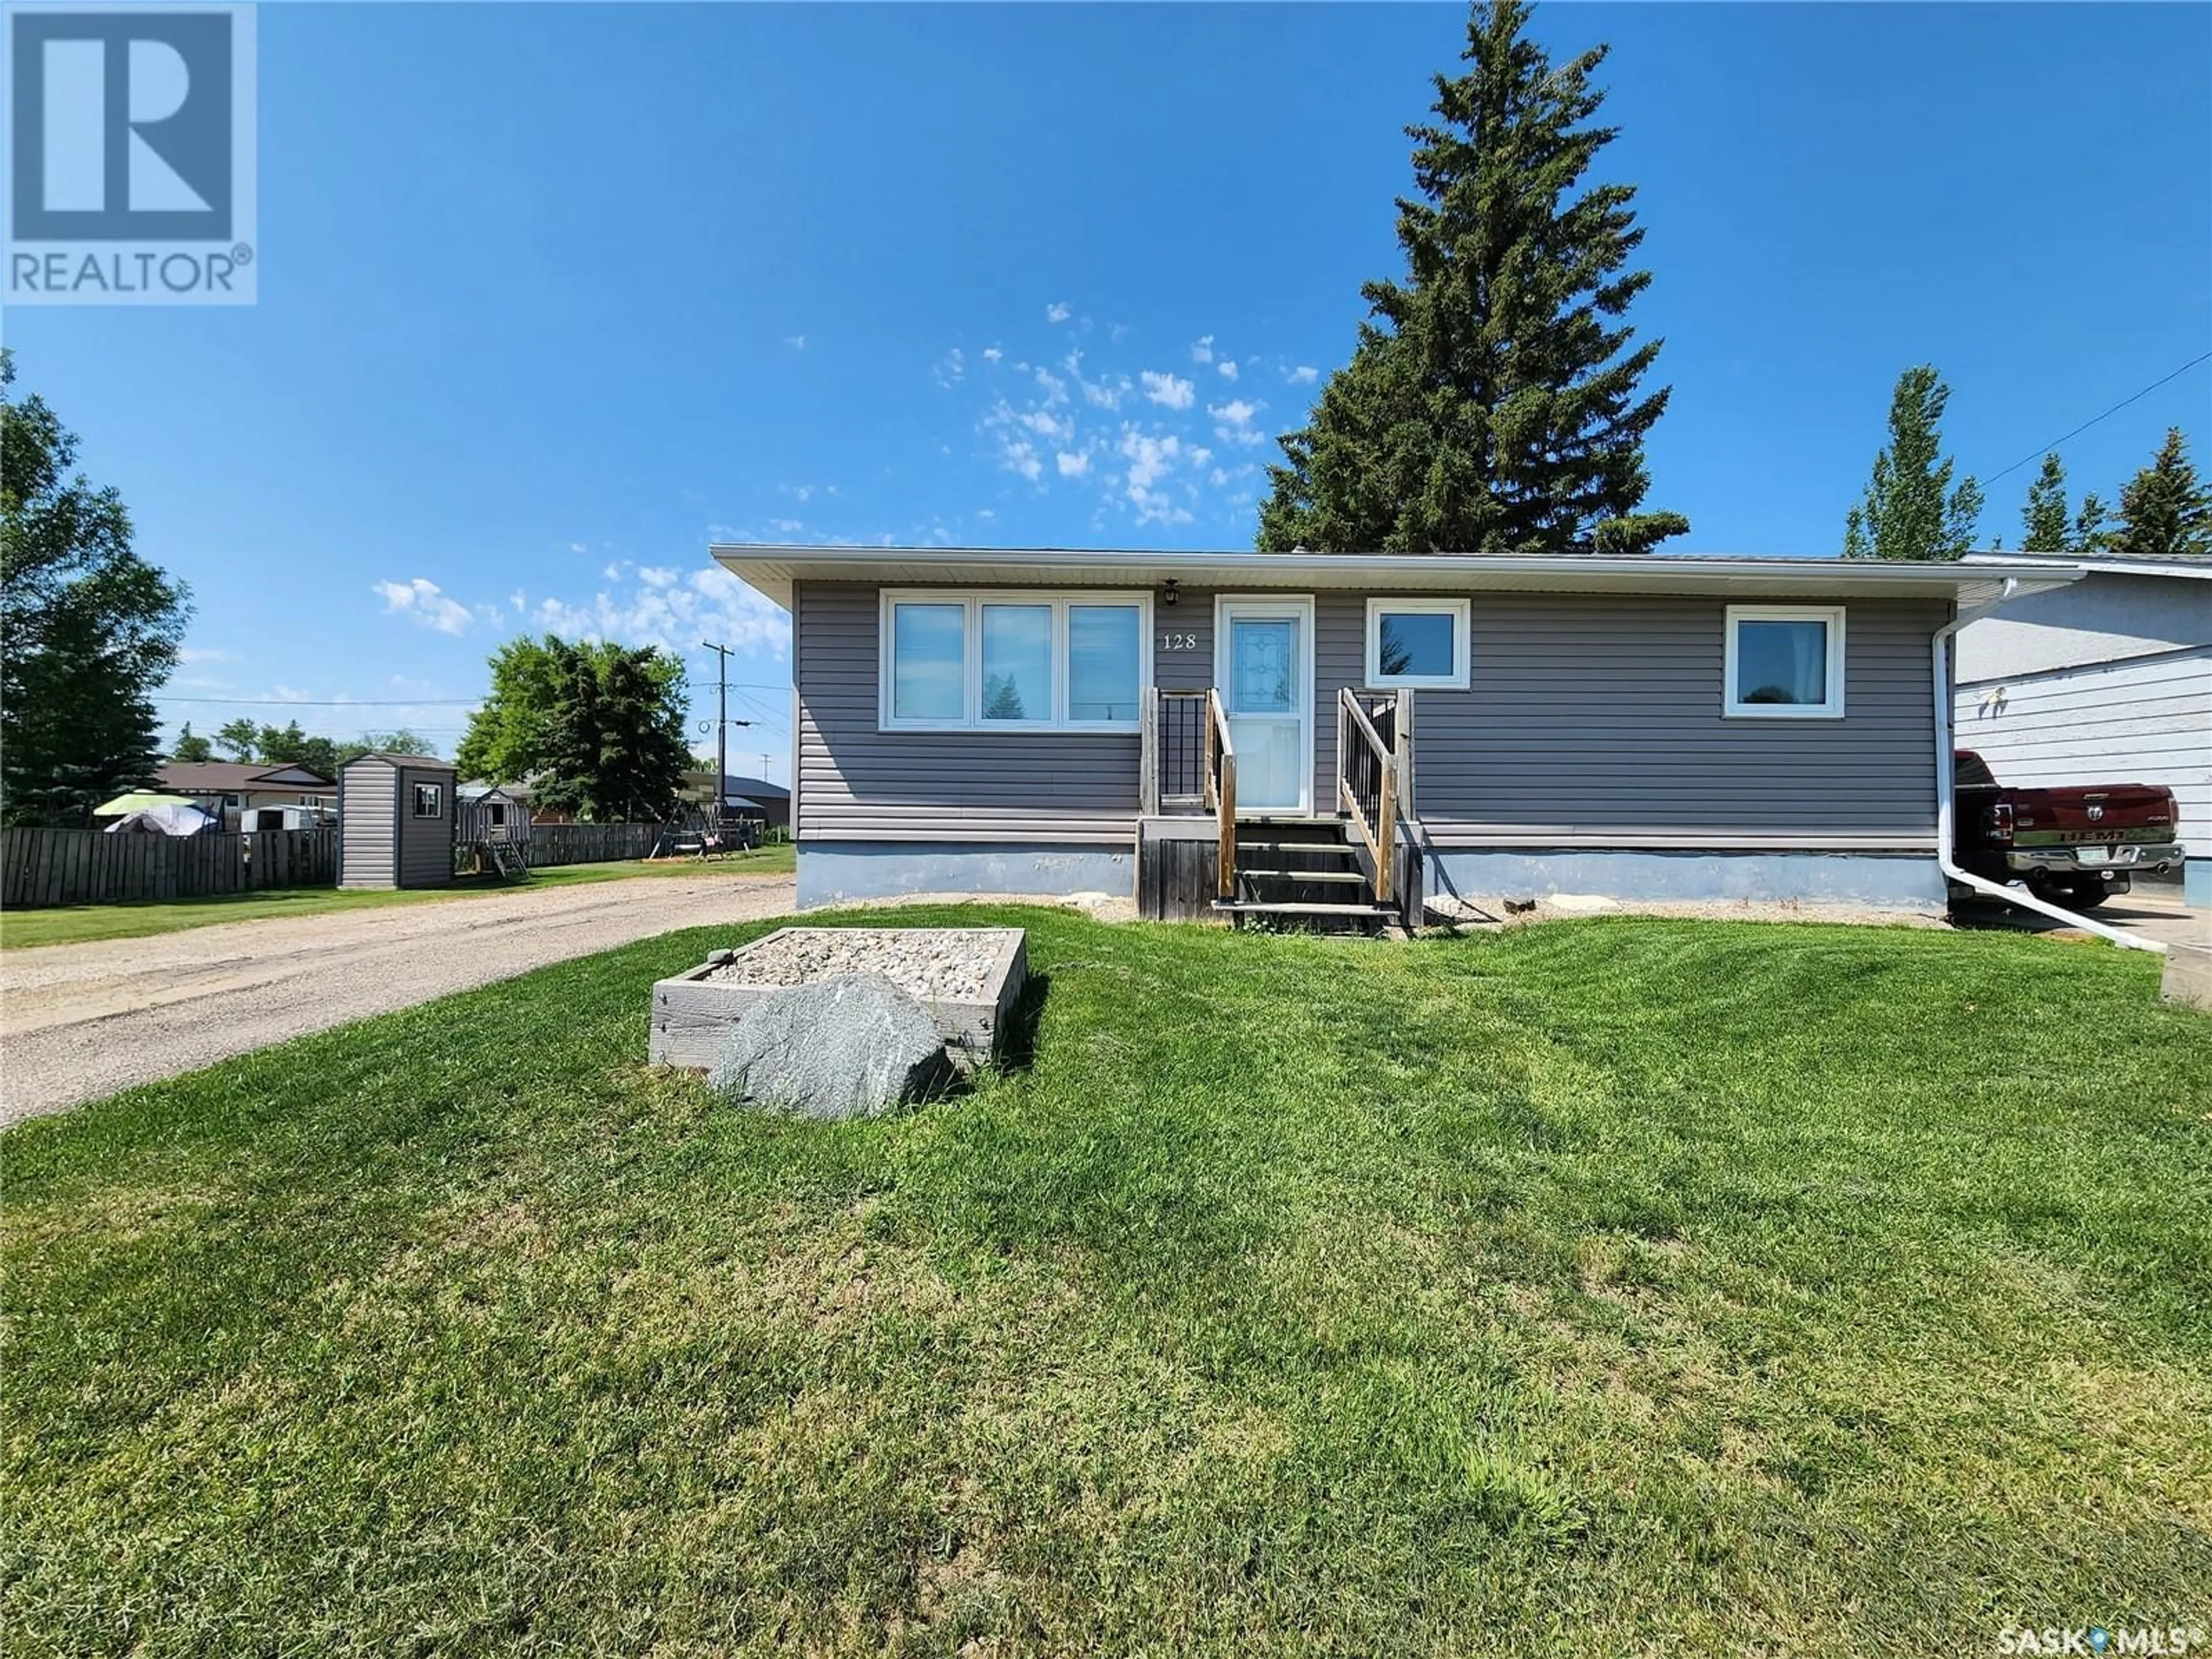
{"left": 1956, "top": 552, "right": 2209, "bottom": 905}
{"left": 157, "top": 760, "right": 338, "bottom": 830}
{"left": 712, "top": 544, "right": 2084, "bottom": 919}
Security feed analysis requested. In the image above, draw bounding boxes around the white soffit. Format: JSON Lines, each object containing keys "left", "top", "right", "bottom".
{"left": 711, "top": 544, "right": 2086, "bottom": 612}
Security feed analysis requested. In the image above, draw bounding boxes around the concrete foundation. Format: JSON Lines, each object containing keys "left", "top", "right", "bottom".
{"left": 798, "top": 842, "right": 1134, "bottom": 910}
{"left": 1425, "top": 847, "right": 1949, "bottom": 909}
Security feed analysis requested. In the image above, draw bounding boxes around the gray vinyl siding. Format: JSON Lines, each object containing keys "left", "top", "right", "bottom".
{"left": 397, "top": 766, "right": 454, "bottom": 887}
{"left": 797, "top": 582, "right": 1146, "bottom": 843}
{"left": 339, "top": 759, "right": 454, "bottom": 887}
{"left": 794, "top": 580, "right": 1947, "bottom": 850}
{"left": 1407, "top": 594, "right": 1946, "bottom": 849}
{"left": 338, "top": 760, "right": 397, "bottom": 888}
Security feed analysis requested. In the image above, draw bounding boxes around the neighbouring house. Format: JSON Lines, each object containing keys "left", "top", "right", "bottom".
{"left": 338, "top": 752, "right": 455, "bottom": 889}
{"left": 681, "top": 770, "right": 793, "bottom": 832}
{"left": 1957, "top": 552, "right": 2210, "bottom": 906}
{"left": 713, "top": 544, "right": 2083, "bottom": 918}
{"left": 157, "top": 761, "right": 338, "bottom": 831}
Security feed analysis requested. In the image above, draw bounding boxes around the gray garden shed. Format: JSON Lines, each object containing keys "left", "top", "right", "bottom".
{"left": 338, "top": 752, "right": 456, "bottom": 889}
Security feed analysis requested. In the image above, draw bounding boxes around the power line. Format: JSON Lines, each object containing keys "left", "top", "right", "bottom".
{"left": 155, "top": 694, "right": 482, "bottom": 706}
{"left": 1982, "top": 351, "right": 2212, "bottom": 487}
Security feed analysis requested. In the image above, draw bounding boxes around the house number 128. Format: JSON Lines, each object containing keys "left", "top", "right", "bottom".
{"left": 1158, "top": 631, "right": 1198, "bottom": 651}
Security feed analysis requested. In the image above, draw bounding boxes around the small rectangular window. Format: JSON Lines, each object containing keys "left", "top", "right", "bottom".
{"left": 1067, "top": 604, "right": 1142, "bottom": 723}
{"left": 1365, "top": 598, "right": 1470, "bottom": 690}
{"left": 412, "top": 783, "right": 444, "bottom": 818}
{"left": 1724, "top": 605, "right": 1845, "bottom": 718}
{"left": 890, "top": 603, "right": 967, "bottom": 723}
{"left": 980, "top": 603, "right": 1054, "bottom": 723}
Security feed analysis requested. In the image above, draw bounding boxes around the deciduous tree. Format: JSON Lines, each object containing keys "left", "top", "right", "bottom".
{"left": 1842, "top": 366, "right": 1984, "bottom": 561}
{"left": 2019, "top": 453, "right": 2070, "bottom": 552}
{"left": 1, "top": 353, "right": 191, "bottom": 825}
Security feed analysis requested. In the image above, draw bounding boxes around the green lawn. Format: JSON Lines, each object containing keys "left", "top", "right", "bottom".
{"left": 0, "top": 843, "right": 796, "bottom": 949}
{"left": 4, "top": 911, "right": 2207, "bottom": 1654}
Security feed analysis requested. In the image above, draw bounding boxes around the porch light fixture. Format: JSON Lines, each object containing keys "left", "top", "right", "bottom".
{"left": 1160, "top": 579, "right": 1180, "bottom": 607}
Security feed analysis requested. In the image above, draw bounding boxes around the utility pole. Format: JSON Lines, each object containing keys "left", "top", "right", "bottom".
{"left": 698, "top": 641, "right": 751, "bottom": 826}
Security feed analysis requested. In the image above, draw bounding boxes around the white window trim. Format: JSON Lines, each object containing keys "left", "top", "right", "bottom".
{"left": 1364, "top": 596, "right": 1472, "bottom": 691}
{"left": 411, "top": 782, "right": 444, "bottom": 818}
{"left": 878, "top": 589, "right": 1154, "bottom": 733}
{"left": 1723, "top": 604, "right": 1846, "bottom": 719}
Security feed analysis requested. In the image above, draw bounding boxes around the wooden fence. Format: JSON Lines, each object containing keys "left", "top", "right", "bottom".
{"left": 2, "top": 827, "right": 339, "bottom": 910}
{"left": 525, "top": 821, "right": 664, "bottom": 868}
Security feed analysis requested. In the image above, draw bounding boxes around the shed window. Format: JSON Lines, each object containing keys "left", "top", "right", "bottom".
{"left": 1365, "top": 598, "right": 1471, "bottom": 690}
{"left": 1725, "top": 606, "right": 1845, "bottom": 718}
{"left": 412, "top": 783, "right": 444, "bottom": 818}
{"left": 879, "top": 592, "right": 1151, "bottom": 731}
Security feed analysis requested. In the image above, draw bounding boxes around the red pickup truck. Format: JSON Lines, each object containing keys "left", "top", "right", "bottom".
{"left": 1952, "top": 749, "right": 2186, "bottom": 911}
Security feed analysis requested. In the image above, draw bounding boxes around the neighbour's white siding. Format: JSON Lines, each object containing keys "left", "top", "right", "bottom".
{"left": 1955, "top": 647, "right": 2211, "bottom": 857}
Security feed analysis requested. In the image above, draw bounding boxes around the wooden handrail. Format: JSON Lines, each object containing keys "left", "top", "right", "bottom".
{"left": 1335, "top": 687, "right": 1402, "bottom": 906}
{"left": 1207, "top": 688, "right": 1237, "bottom": 900}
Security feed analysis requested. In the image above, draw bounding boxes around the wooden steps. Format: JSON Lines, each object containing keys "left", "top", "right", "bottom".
{"left": 1219, "top": 819, "right": 1395, "bottom": 933}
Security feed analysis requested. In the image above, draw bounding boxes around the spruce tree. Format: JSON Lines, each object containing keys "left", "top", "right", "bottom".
{"left": 1257, "top": 0, "right": 1685, "bottom": 555}
{"left": 1842, "top": 366, "right": 1984, "bottom": 561}
{"left": 2111, "top": 427, "right": 2212, "bottom": 559}
{"left": 2019, "top": 453, "right": 2070, "bottom": 552}
{"left": 169, "top": 724, "right": 214, "bottom": 763}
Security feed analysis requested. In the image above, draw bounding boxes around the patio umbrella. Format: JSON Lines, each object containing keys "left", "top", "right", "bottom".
{"left": 94, "top": 790, "right": 200, "bottom": 817}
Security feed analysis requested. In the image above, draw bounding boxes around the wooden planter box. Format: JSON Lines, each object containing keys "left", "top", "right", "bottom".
{"left": 648, "top": 926, "right": 1029, "bottom": 1071}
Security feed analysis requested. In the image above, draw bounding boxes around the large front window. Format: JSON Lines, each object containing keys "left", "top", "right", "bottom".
{"left": 1724, "top": 605, "right": 1845, "bottom": 718}
{"left": 880, "top": 592, "right": 1151, "bottom": 731}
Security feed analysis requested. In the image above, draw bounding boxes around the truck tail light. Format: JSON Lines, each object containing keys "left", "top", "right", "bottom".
{"left": 1990, "top": 803, "right": 2013, "bottom": 844}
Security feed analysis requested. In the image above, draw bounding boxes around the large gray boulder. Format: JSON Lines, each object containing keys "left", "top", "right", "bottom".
{"left": 707, "top": 972, "right": 953, "bottom": 1120}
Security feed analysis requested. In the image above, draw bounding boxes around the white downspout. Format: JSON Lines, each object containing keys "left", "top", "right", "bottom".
{"left": 1933, "top": 578, "right": 2166, "bottom": 955}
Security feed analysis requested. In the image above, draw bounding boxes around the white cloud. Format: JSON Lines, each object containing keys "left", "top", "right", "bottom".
{"left": 1118, "top": 428, "right": 1182, "bottom": 491}
{"left": 603, "top": 561, "right": 627, "bottom": 581}
{"left": 510, "top": 589, "right": 527, "bottom": 612}
{"left": 768, "top": 517, "right": 804, "bottom": 535}
{"left": 1034, "top": 366, "right": 1068, "bottom": 406}
{"left": 568, "top": 541, "right": 589, "bottom": 555}
{"left": 1217, "top": 360, "right": 1239, "bottom": 381}
{"left": 999, "top": 437, "right": 1044, "bottom": 483}
{"left": 1045, "top": 301, "right": 1071, "bottom": 323}
{"left": 1056, "top": 450, "right": 1091, "bottom": 478}
{"left": 1191, "top": 445, "right": 1213, "bottom": 467}
{"left": 982, "top": 346, "right": 1003, "bottom": 363}
{"left": 1190, "top": 335, "right": 1215, "bottom": 364}
{"left": 374, "top": 577, "right": 474, "bottom": 637}
{"left": 529, "top": 563, "right": 790, "bottom": 660}
{"left": 638, "top": 566, "right": 679, "bottom": 588}
{"left": 1287, "top": 365, "right": 1319, "bottom": 385}
{"left": 177, "top": 646, "right": 234, "bottom": 664}
{"left": 1210, "top": 399, "right": 1266, "bottom": 445}
{"left": 1141, "top": 370, "right": 1195, "bottom": 411}
{"left": 1019, "top": 407, "right": 1073, "bottom": 443}
{"left": 783, "top": 334, "right": 807, "bottom": 350}
{"left": 978, "top": 507, "right": 995, "bottom": 520}
{"left": 934, "top": 347, "right": 965, "bottom": 385}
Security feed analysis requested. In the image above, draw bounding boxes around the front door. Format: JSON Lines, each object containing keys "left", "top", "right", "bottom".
{"left": 1215, "top": 597, "right": 1313, "bottom": 814}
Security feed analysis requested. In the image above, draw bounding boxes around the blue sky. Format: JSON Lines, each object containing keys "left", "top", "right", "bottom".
{"left": 10, "top": 2, "right": 2209, "bottom": 782}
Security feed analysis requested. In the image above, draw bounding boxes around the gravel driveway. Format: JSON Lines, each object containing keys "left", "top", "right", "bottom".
{"left": 1, "top": 874, "right": 797, "bottom": 1126}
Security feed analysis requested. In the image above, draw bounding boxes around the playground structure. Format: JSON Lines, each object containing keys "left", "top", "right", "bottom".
{"left": 456, "top": 784, "right": 533, "bottom": 881}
